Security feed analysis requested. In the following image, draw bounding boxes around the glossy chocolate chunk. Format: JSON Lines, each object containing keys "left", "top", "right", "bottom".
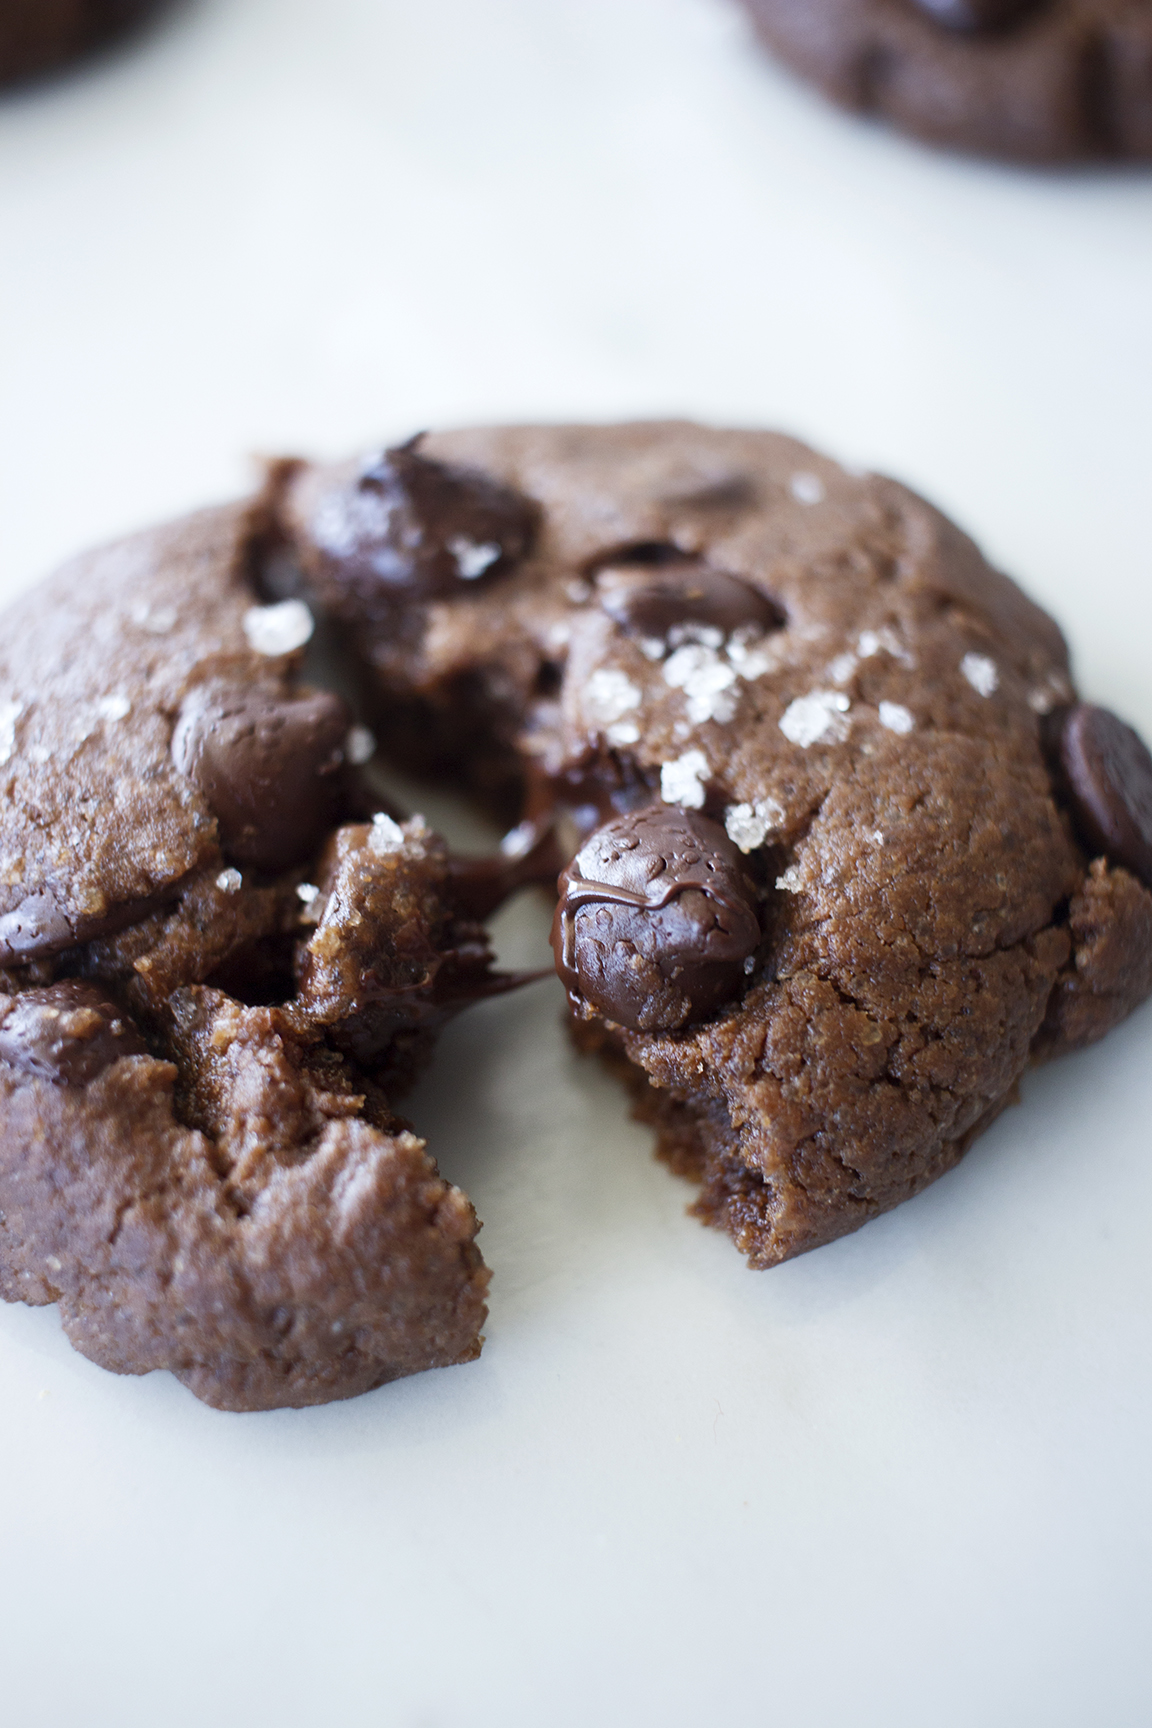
{"left": 911, "top": 0, "right": 1045, "bottom": 30}
{"left": 0, "top": 884, "right": 179, "bottom": 965}
{"left": 172, "top": 683, "right": 350, "bottom": 873}
{"left": 309, "top": 439, "right": 537, "bottom": 605}
{"left": 595, "top": 559, "right": 784, "bottom": 645}
{"left": 1057, "top": 704, "right": 1152, "bottom": 887}
{"left": 552, "top": 805, "right": 761, "bottom": 1032}
{"left": 0, "top": 982, "right": 146, "bottom": 1086}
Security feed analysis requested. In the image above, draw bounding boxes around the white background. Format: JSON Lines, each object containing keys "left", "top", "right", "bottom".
{"left": 1, "top": 2, "right": 1150, "bottom": 1723}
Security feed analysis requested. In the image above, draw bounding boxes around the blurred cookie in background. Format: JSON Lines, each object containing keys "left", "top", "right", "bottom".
{"left": 0, "top": 0, "right": 169, "bottom": 87}
{"left": 735, "top": 0, "right": 1152, "bottom": 163}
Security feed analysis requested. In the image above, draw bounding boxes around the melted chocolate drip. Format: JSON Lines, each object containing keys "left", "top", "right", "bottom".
{"left": 552, "top": 805, "right": 761, "bottom": 1033}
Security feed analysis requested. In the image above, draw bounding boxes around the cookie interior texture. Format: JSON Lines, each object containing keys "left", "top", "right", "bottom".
{"left": 0, "top": 0, "right": 165, "bottom": 85}
{"left": 3, "top": 421, "right": 1151, "bottom": 1410}
{"left": 736, "top": 0, "right": 1152, "bottom": 163}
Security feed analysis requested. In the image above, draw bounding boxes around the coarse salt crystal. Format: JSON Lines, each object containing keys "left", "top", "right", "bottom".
{"left": 584, "top": 667, "right": 640, "bottom": 726}
{"left": 662, "top": 642, "right": 738, "bottom": 726}
{"left": 0, "top": 699, "right": 22, "bottom": 766}
{"left": 243, "top": 600, "right": 314, "bottom": 657}
{"left": 660, "top": 749, "right": 710, "bottom": 810}
{"left": 449, "top": 536, "right": 501, "bottom": 580}
{"left": 779, "top": 690, "right": 851, "bottom": 748}
{"left": 369, "top": 812, "right": 406, "bottom": 855}
{"left": 961, "top": 653, "right": 999, "bottom": 697}
{"left": 97, "top": 694, "right": 131, "bottom": 723}
{"left": 216, "top": 869, "right": 243, "bottom": 894}
{"left": 790, "top": 472, "right": 825, "bottom": 506}
{"left": 725, "top": 796, "right": 786, "bottom": 853}
{"left": 345, "top": 724, "right": 376, "bottom": 765}
{"left": 878, "top": 701, "right": 914, "bottom": 736}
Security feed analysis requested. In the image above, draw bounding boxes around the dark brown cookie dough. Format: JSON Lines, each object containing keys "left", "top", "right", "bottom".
{"left": 269, "top": 420, "right": 1152, "bottom": 1269}
{"left": 0, "top": 502, "right": 532, "bottom": 1409}
{"left": 0, "top": 0, "right": 165, "bottom": 86}
{"left": 735, "top": 0, "right": 1152, "bottom": 163}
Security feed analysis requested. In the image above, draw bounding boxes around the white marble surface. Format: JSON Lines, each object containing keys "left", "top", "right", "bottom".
{"left": 1, "top": 3, "right": 1150, "bottom": 1724}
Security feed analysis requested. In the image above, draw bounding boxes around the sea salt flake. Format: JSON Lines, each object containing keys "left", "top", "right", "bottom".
{"left": 828, "top": 652, "right": 858, "bottom": 686}
{"left": 369, "top": 812, "right": 406, "bottom": 855}
{"left": 97, "top": 694, "right": 131, "bottom": 723}
{"left": 663, "top": 643, "right": 738, "bottom": 726}
{"left": 216, "top": 869, "right": 243, "bottom": 894}
{"left": 779, "top": 690, "right": 851, "bottom": 748}
{"left": 878, "top": 700, "right": 914, "bottom": 736}
{"left": 775, "top": 864, "right": 803, "bottom": 893}
{"left": 130, "top": 601, "right": 178, "bottom": 635}
{"left": 961, "top": 653, "right": 999, "bottom": 697}
{"left": 725, "top": 796, "right": 786, "bottom": 853}
{"left": 296, "top": 882, "right": 320, "bottom": 904}
{"left": 857, "top": 626, "right": 913, "bottom": 666}
{"left": 449, "top": 536, "right": 501, "bottom": 580}
{"left": 726, "top": 628, "right": 775, "bottom": 681}
{"left": 790, "top": 471, "right": 825, "bottom": 506}
{"left": 345, "top": 724, "right": 376, "bottom": 765}
{"left": 606, "top": 721, "right": 641, "bottom": 746}
{"left": 0, "top": 699, "right": 22, "bottom": 766}
{"left": 243, "top": 600, "right": 314, "bottom": 657}
{"left": 660, "top": 749, "right": 710, "bottom": 810}
{"left": 584, "top": 668, "right": 640, "bottom": 725}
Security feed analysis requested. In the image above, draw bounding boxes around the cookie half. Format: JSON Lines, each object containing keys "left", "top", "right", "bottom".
{"left": 269, "top": 421, "right": 1152, "bottom": 1267}
{"left": 736, "top": 0, "right": 1152, "bottom": 163}
{"left": 0, "top": 502, "right": 534, "bottom": 1409}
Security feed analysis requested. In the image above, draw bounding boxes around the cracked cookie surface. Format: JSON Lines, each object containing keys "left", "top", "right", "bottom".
{"left": 272, "top": 420, "right": 1152, "bottom": 1267}
{"left": 735, "top": 0, "right": 1152, "bottom": 162}
{"left": 0, "top": 504, "right": 512, "bottom": 1409}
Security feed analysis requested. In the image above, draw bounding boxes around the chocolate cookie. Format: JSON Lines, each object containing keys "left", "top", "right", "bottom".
{"left": 0, "top": 0, "right": 165, "bottom": 85}
{"left": 0, "top": 503, "right": 537, "bottom": 1410}
{"left": 268, "top": 421, "right": 1152, "bottom": 1268}
{"left": 735, "top": 0, "right": 1152, "bottom": 162}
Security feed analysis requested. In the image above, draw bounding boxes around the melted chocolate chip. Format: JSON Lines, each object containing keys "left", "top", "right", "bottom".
{"left": 595, "top": 560, "right": 784, "bottom": 645}
{"left": 310, "top": 439, "right": 537, "bottom": 605}
{"left": 1055, "top": 704, "right": 1152, "bottom": 887}
{"left": 0, "top": 982, "right": 146, "bottom": 1086}
{"left": 0, "top": 885, "right": 180, "bottom": 965}
{"left": 552, "top": 805, "right": 761, "bottom": 1033}
{"left": 911, "top": 0, "right": 1045, "bottom": 30}
{"left": 171, "top": 683, "right": 350, "bottom": 873}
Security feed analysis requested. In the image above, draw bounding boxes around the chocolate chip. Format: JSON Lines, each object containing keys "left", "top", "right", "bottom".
{"left": 310, "top": 438, "right": 537, "bottom": 605}
{"left": 0, "top": 982, "right": 146, "bottom": 1086}
{"left": 0, "top": 885, "right": 178, "bottom": 965}
{"left": 1056, "top": 704, "right": 1152, "bottom": 888}
{"left": 911, "top": 0, "right": 1045, "bottom": 30}
{"left": 552, "top": 805, "right": 761, "bottom": 1032}
{"left": 172, "top": 683, "right": 350, "bottom": 873}
{"left": 595, "top": 560, "right": 784, "bottom": 646}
